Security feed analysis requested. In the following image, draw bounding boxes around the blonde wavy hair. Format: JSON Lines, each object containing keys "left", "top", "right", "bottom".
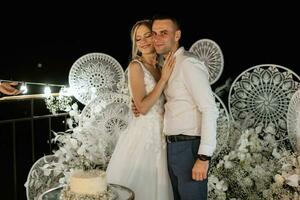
{"left": 130, "top": 19, "right": 152, "bottom": 59}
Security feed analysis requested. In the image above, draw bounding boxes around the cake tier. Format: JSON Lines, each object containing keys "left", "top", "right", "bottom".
{"left": 70, "top": 170, "right": 107, "bottom": 195}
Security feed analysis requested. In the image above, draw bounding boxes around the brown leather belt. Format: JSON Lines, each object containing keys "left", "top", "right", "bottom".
{"left": 166, "top": 135, "right": 200, "bottom": 143}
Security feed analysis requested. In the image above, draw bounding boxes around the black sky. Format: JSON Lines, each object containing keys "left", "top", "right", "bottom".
{"left": 1, "top": 3, "right": 299, "bottom": 91}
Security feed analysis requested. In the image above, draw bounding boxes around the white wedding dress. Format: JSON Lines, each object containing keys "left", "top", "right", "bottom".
{"left": 106, "top": 60, "right": 173, "bottom": 200}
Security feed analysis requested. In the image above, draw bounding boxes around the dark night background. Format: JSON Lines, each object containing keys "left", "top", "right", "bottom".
{"left": 1, "top": 2, "right": 300, "bottom": 200}
{"left": 1, "top": 3, "right": 300, "bottom": 89}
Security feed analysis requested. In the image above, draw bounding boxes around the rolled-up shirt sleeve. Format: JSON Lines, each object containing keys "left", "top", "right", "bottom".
{"left": 182, "top": 58, "right": 219, "bottom": 156}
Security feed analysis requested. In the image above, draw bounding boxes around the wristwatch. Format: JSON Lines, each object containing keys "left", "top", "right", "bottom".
{"left": 197, "top": 154, "right": 211, "bottom": 161}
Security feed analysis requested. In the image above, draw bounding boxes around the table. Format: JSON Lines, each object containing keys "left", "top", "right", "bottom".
{"left": 38, "top": 184, "right": 134, "bottom": 200}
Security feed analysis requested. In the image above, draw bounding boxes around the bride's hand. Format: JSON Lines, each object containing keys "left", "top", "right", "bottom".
{"left": 131, "top": 99, "right": 140, "bottom": 117}
{"left": 160, "top": 52, "right": 175, "bottom": 82}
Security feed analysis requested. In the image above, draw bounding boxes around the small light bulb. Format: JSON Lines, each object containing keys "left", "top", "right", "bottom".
{"left": 44, "top": 86, "right": 51, "bottom": 96}
{"left": 20, "top": 82, "right": 28, "bottom": 94}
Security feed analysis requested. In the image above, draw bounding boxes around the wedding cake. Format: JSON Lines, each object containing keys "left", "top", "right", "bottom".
{"left": 60, "top": 170, "right": 117, "bottom": 200}
{"left": 70, "top": 170, "right": 107, "bottom": 194}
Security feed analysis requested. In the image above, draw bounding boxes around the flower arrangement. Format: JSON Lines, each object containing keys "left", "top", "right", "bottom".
{"left": 25, "top": 101, "right": 81, "bottom": 199}
{"left": 44, "top": 94, "right": 73, "bottom": 114}
{"left": 209, "top": 120, "right": 300, "bottom": 200}
{"left": 24, "top": 94, "right": 121, "bottom": 199}
{"left": 42, "top": 102, "right": 118, "bottom": 184}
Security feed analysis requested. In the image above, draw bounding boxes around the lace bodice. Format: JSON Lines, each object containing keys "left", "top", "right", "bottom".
{"left": 128, "top": 59, "right": 165, "bottom": 116}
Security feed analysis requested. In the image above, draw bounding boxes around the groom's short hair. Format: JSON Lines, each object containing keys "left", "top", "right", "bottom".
{"left": 152, "top": 13, "right": 181, "bottom": 30}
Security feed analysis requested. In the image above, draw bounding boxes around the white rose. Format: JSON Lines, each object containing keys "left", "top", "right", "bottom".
{"left": 255, "top": 125, "right": 263, "bottom": 134}
{"left": 272, "top": 148, "right": 281, "bottom": 159}
{"left": 238, "top": 153, "right": 246, "bottom": 161}
{"left": 71, "top": 103, "right": 78, "bottom": 110}
{"left": 243, "top": 177, "right": 253, "bottom": 187}
{"left": 264, "top": 124, "right": 276, "bottom": 134}
{"left": 224, "top": 161, "right": 233, "bottom": 169}
{"left": 286, "top": 174, "right": 299, "bottom": 187}
{"left": 274, "top": 174, "right": 285, "bottom": 186}
{"left": 69, "top": 110, "right": 76, "bottom": 117}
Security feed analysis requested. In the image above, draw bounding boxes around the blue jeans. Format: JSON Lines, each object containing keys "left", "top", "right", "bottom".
{"left": 167, "top": 139, "right": 208, "bottom": 200}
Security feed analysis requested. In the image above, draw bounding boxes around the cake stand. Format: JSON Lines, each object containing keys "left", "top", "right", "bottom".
{"left": 38, "top": 184, "right": 134, "bottom": 200}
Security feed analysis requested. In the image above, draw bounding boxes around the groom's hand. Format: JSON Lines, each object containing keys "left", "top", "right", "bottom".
{"left": 131, "top": 99, "right": 140, "bottom": 117}
{"left": 192, "top": 159, "right": 209, "bottom": 181}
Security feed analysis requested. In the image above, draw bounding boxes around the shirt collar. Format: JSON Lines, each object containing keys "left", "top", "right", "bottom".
{"left": 174, "top": 47, "right": 185, "bottom": 57}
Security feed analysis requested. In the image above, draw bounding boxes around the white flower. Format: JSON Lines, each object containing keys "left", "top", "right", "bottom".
{"left": 228, "top": 151, "right": 237, "bottom": 159}
{"left": 292, "top": 157, "right": 297, "bottom": 166}
{"left": 245, "top": 153, "right": 251, "bottom": 160}
{"left": 242, "top": 177, "right": 253, "bottom": 187}
{"left": 224, "top": 160, "right": 233, "bottom": 169}
{"left": 42, "top": 168, "right": 52, "bottom": 176}
{"left": 70, "top": 138, "right": 78, "bottom": 148}
{"left": 274, "top": 174, "right": 285, "bottom": 186}
{"left": 224, "top": 155, "right": 229, "bottom": 160}
{"left": 208, "top": 123, "right": 300, "bottom": 199}
{"left": 216, "top": 180, "right": 228, "bottom": 191}
{"left": 286, "top": 174, "right": 299, "bottom": 187}
{"left": 217, "top": 160, "right": 224, "bottom": 168}
{"left": 66, "top": 118, "right": 73, "bottom": 129}
{"left": 252, "top": 153, "right": 263, "bottom": 162}
{"left": 209, "top": 175, "right": 219, "bottom": 183}
{"left": 238, "top": 152, "right": 246, "bottom": 161}
{"left": 293, "top": 192, "right": 299, "bottom": 200}
{"left": 71, "top": 103, "right": 78, "bottom": 110}
{"left": 272, "top": 148, "right": 281, "bottom": 159}
{"left": 255, "top": 125, "right": 263, "bottom": 134}
{"left": 264, "top": 123, "right": 276, "bottom": 134}
{"left": 69, "top": 110, "right": 76, "bottom": 117}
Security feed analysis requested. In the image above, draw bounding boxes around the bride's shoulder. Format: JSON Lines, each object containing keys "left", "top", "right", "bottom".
{"left": 129, "top": 59, "right": 144, "bottom": 70}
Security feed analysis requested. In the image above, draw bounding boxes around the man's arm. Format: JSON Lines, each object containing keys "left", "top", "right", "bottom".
{"left": 182, "top": 58, "right": 219, "bottom": 181}
{"left": 0, "top": 82, "right": 21, "bottom": 95}
{"left": 182, "top": 58, "right": 219, "bottom": 156}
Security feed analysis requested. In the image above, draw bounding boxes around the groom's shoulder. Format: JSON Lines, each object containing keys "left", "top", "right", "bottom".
{"left": 180, "top": 50, "right": 203, "bottom": 67}
{"left": 183, "top": 50, "right": 198, "bottom": 60}
{"left": 180, "top": 50, "right": 201, "bottom": 63}
{"left": 180, "top": 50, "right": 209, "bottom": 75}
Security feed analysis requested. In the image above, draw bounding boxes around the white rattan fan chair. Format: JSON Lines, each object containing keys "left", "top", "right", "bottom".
{"left": 69, "top": 52, "right": 125, "bottom": 105}
{"left": 189, "top": 38, "right": 224, "bottom": 85}
{"left": 228, "top": 64, "right": 300, "bottom": 148}
{"left": 213, "top": 93, "right": 231, "bottom": 161}
{"left": 287, "top": 89, "right": 300, "bottom": 152}
{"left": 25, "top": 155, "right": 64, "bottom": 200}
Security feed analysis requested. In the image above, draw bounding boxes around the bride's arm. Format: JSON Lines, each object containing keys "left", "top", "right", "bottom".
{"left": 130, "top": 55, "right": 174, "bottom": 115}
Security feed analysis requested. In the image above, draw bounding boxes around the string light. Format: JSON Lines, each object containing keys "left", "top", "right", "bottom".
{"left": 20, "top": 82, "right": 28, "bottom": 94}
{"left": 0, "top": 79, "right": 67, "bottom": 95}
{"left": 44, "top": 85, "right": 52, "bottom": 96}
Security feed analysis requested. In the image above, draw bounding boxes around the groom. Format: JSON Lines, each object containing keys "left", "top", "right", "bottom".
{"left": 134, "top": 14, "right": 219, "bottom": 200}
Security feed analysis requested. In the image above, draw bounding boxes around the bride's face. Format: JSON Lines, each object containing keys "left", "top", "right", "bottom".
{"left": 135, "top": 25, "right": 155, "bottom": 55}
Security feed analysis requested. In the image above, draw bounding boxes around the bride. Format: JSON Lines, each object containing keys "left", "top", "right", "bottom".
{"left": 106, "top": 19, "right": 175, "bottom": 200}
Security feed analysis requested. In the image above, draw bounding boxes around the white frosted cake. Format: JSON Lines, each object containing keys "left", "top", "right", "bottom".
{"left": 70, "top": 170, "right": 107, "bottom": 194}
{"left": 61, "top": 170, "right": 117, "bottom": 200}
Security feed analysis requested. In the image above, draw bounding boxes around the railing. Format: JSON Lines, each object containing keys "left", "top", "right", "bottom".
{"left": 0, "top": 94, "right": 68, "bottom": 200}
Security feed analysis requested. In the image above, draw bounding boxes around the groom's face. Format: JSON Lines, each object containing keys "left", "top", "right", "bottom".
{"left": 152, "top": 19, "right": 180, "bottom": 57}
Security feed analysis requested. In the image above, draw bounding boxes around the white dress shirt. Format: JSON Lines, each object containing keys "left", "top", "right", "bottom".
{"left": 163, "top": 47, "right": 219, "bottom": 156}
